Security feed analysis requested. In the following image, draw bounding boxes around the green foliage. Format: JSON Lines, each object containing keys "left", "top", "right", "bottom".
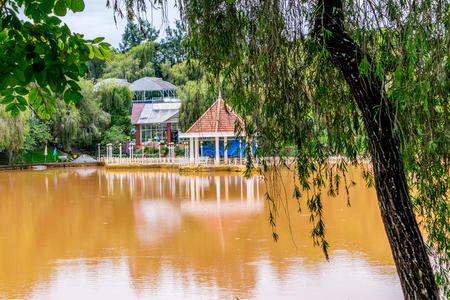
{"left": 0, "top": 105, "right": 28, "bottom": 163}
{"left": 51, "top": 98, "right": 80, "bottom": 151}
{"left": 74, "top": 80, "right": 110, "bottom": 148}
{"left": 96, "top": 82, "right": 133, "bottom": 132}
{"left": 48, "top": 79, "right": 113, "bottom": 151}
{"left": 120, "top": 21, "right": 159, "bottom": 52}
{"left": 174, "top": 145, "right": 185, "bottom": 156}
{"left": 178, "top": 79, "right": 216, "bottom": 131}
{"left": 103, "top": 42, "right": 156, "bottom": 82}
{"left": 161, "top": 59, "right": 203, "bottom": 86}
{"left": 86, "top": 57, "right": 106, "bottom": 80}
{"left": 154, "top": 20, "right": 187, "bottom": 73}
{"left": 0, "top": 0, "right": 110, "bottom": 119}
{"left": 23, "top": 116, "right": 51, "bottom": 153}
{"left": 101, "top": 125, "right": 128, "bottom": 145}
{"left": 177, "top": 0, "right": 449, "bottom": 292}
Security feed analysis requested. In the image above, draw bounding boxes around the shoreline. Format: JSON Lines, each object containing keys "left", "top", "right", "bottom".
{"left": 0, "top": 161, "right": 104, "bottom": 171}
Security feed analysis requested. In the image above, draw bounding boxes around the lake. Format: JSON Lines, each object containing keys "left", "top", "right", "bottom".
{"left": 0, "top": 167, "right": 402, "bottom": 299}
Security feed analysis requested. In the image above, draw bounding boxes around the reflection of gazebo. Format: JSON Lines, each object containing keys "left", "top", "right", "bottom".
{"left": 179, "top": 95, "right": 245, "bottom": 166}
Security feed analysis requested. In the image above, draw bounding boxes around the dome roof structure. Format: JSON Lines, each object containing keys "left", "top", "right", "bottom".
{"left": 129, "top": 77, "right": 177, "bottom": 92}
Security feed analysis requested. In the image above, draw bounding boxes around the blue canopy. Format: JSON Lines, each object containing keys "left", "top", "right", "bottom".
{"left": 200, "top": 140, "right": 256, "bottom": 157}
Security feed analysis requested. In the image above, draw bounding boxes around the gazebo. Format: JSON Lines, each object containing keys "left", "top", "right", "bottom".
{"left": 179, "top": 94, "right": 246, "bottom": 166}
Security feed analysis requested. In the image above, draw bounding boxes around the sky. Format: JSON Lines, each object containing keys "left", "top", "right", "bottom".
{"left": 59, "top": 0, "right": 180, "bottom": 48}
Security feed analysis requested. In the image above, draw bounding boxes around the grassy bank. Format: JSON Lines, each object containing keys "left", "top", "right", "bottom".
{"left": 0, "top": 148, "right": 72, "bottom": 165}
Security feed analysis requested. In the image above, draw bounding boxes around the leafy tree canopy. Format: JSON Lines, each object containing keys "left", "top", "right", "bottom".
{"left": 0, "top": 105, "right": 28, "bottom": 163}
{"left": 74, "top": 80, "right": 110, "bottom": 148}
{"left": 161, "top": 59, "right": 202, "bottom": 86}
{"left": 154, "top": 20, "right": 186, "bottom": 67}
{"left": 101, "top": 125, "right": 128, "bottom": 145}
{"left": 120, "top": 20, "right": 159, "bottom": 52}
{"left": 178, "top": 78, "right": 216, "bottom": 131}
{"left": 0, "top": 0, "right": 110, "bottom": 119}
{"left": 96, "top": 82, "right": 134, "bottom": 133}
{"left": 173, "top": 0, "right": 448, "bottom": 297}
{"left": 103, "top": 42, "right": 156, "bottom": 82}
{"left": 23, "top": 117, "right": 51, "bottom": 153}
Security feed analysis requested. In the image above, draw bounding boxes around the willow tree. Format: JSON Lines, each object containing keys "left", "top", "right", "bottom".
{"left": 176, "top": 0, "right": 448, "bottom": 298}
{"left": 0, "top": 105, "right": 28, "bottom": 163}
{"left": 110, "top": 0, "right": 448, "bottom": 298}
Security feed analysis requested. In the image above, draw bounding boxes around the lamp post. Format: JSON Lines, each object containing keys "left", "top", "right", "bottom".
{"left": 119, "top": 143, "right": 122, "bottom": 158}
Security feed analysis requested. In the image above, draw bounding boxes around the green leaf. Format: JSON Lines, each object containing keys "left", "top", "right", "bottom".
{"left": 92, "top": 46, "right": 104, "bottom": 59}
{"left": 5, "top": 103, "right": 15, "bottom": 112}
{"left": 35, "top": 95, "right": 42, "bottom": 107}
{"left": 54, "top": 1, "right": 67, "bottom": 16}
{"left": 358, "top": 58, "right": 370, "bottom": 76}
{"left": 63, "top": 89, "right": 71, "bottom": 103}
{"left": 87, "top": 45, "right": 94, "bottom": 60}
{"left": 72, "top": 90, "right": 83, "bottom": 102}
{"left": 16, "top": 95, "right": 27, "bottom": 106}
{"left": 15, "top": 86, "right": 29, "bottom": 95}
{"left": 68, "top": 80, "right": 81, "bottom": 91}
{"left": 28, "top": 87, "right": 38, "bottom": 103}
{"left": 63, "top": 89, "right": 82, "bottom": 103}
{"left": 99, "top": 42, "right": 111, "bottom": 49}
{"left": 17, "top": 103, "right": 27, "bottom": 111}
{"left": 1, "top": 95, "right": 14, "bottom": 104}
{"left": 1, "top": 88, "right": 14, "bottom": 96}
{"left": 13, "top": 68, "right": 26, "bottom": 83}
{"left": 71, "top": 0, "right": 85, "bottom": 12}
{"left": 93, "top": 37, "right": 105, "bottom": 44}
{"left": 37, "top": 70, "right": 47, "bottom": 86}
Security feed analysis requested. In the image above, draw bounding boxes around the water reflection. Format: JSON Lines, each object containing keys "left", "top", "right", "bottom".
{"left": 0, "top": 168, "right": 402, "bottom": 299}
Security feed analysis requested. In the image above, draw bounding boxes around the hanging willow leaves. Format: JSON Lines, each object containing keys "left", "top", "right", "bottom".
{"left": 168, "top": 0, "right": 447, "bottom": 297}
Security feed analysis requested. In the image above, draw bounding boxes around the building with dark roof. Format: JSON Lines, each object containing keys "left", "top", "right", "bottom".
{"left": 130, "top": 77, "right": 181, "bottom": 146}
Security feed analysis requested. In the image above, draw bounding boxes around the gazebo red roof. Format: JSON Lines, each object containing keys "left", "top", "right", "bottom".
{"left": 185, "top": 98, "right": 244, "bottom": 134}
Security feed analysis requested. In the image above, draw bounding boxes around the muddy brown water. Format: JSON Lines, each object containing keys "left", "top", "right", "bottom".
{"left": 0, "top": 168, "right": 402, "bottom": 299}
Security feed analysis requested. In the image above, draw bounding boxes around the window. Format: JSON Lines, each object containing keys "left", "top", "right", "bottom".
{"left": 140, "top": 124, "right": 168, "bottom": 143}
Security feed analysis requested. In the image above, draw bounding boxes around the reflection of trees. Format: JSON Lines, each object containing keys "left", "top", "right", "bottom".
{"left": 0, "top": 168, "right": 397, "bottom": 299}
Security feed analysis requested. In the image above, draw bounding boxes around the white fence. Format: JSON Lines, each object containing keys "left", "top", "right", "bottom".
{"left": 100, "top": 156, "right": 248, "bottom": 167}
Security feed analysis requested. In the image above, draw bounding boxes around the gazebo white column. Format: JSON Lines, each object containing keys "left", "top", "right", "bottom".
{"left": 215, "top": 136, "right": 220, "bottom": 166}
{"left": 189, "top": 137, "right": 194, "bottom": 165}
{"left": 194, "top": 137, "right": 199, "bottom": 165}
{"left": 239, "top": 139, "right": 243, "bottom": 165}
{"left": 224, "top": 137, "right": 228, "bottom": 165}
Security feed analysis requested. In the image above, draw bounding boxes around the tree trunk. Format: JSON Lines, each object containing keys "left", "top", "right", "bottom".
{"left": 8, "top": 150, "right": 13, "bottom": 165}
{"left": 314, "top": 1, "right": 439, "bottom": 298}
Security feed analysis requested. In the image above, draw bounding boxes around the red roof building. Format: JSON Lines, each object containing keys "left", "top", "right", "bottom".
{"left": 179, "top": 95, "right": 246, "bottom": 166}
{"left": 184, "top": 98, "right": 244, "bottom": 135}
